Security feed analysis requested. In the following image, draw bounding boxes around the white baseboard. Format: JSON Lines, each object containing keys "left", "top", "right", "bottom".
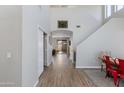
{"left": 33, "top": 79, "right": 39, "bottom": 87}
{"left": 0, "top": 82, "right": 15, "bottom": 87}
{"left": 76, "top": 66, "right": 101, "bottom": 69}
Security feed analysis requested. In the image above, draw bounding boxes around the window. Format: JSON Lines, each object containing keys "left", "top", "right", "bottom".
{"left": 114, "top": 5, "right": 124, "bottom": 13}
{"left": 114, "top": 5, "right": 117, "bottom": 12}
{"left": 105, "top": 5, "right": 112, "bottom": 18}
{"left": 117, "top": 5, "right": 124, "bottom": 11}
{"left": 104, "top": 6, "right": 107, "bottom": 18}
{"left": 104, "top": 5, "right": 124, "bottom": 19}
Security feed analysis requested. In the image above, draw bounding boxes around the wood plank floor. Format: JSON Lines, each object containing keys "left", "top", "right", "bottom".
{"left": 37, "top": 53, "right": 96, "bottom": 87}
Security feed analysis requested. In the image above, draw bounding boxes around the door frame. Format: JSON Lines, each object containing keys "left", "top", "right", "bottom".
{"left": 43, "top": 32, "right": 47, "bottom": 68}
{"left": 37, "top": 26, "right": 48, "bottom": 77}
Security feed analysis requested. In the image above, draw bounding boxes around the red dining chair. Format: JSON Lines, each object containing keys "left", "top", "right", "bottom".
{"left": 103, "top": 56, "right": 112, "bottom": 77}
{"left": 114, "top": 58, "right": 124, "bottom": 87}
{"left": 103, "top": 56, "right": 119, "bottom": 85}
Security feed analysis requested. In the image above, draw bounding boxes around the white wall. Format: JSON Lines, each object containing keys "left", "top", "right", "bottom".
{"left": 40, "top": 6, "right": 52, "bottom": 66}
{"left": 0, "top": 5, "right": 51, "bottom": 87}
{"left": 50, "top": 6, "right": 103, "bottom": 47}
{"left": 76, "top": 18, "right": 124, "bottom": 68}
{"left": 22, "top": 6, "right": 43, "bottom": 87}
{"left": 40, "top": 6, "right": 50, "bottom": 33}
{"left": 22, "top": 5, "right": 51, "bottom": 87}
{"left": 0, "top": 6, "right": 22, "bottom": 86}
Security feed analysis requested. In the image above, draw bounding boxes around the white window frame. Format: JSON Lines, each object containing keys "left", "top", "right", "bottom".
{"left": 104, "top": 5, "right": 112, "bottom": 19}
{"left": 117, "top": 5, "right": 124, "bottom": 11}
{"left": 104, "top": 5, "right": 124, "bottom": 20}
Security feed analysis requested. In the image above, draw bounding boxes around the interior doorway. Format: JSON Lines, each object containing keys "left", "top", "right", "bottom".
{"left": 57, "top": 40, "right": 68, "bottom": 54}
{"left": 37, "top": 27, "right": 48, "bottom": 77}
{"left": 51, "top": 30, "right": 73, "bottom": 65}
{"left": 52, "top": 39, "right": 70, "bottom": 57}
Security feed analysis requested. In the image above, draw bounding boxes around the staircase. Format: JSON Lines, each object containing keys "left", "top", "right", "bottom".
{"left": 73, "top": 15, "right": 103, "bottom": 48}
{"left": 76, "top": 8, "right": 124, "bottom": 68}
{"left": 76, "top": 8, "right": 124, "bottom": 47}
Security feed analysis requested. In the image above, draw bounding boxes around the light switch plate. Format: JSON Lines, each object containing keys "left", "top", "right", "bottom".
{"left": 6, "top": 52, "right": 12, "bottom": 59}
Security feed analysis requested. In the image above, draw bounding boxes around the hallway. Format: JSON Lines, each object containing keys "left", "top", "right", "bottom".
{"left": 37, "top": 53, "right": 96, "bottom": 87}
